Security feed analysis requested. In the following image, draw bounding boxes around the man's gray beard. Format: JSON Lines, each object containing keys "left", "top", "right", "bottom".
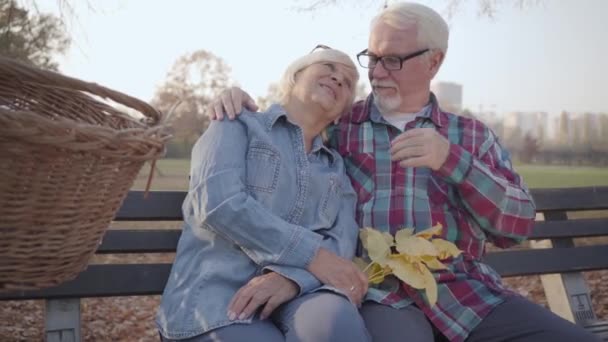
{"left": 373, "top": 93, "right": 402, "bottom": 116}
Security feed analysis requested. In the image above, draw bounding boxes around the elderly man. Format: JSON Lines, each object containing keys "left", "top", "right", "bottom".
{"left": 208, "top": 2, "right": 600, "bottom": 341}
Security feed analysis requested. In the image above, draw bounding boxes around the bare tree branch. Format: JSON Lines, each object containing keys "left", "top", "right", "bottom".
{"left": 291, "top": 0, "right": 543, "bottom": 18}
{"left": 293, "top": 0, "right": 338, "bottom": 12}
{"left": 292, "top": 0, "right": 390, "bottom": 13}
{"left": 12, "top": 1, "right": 121, "bottom": 55}
{"left": 1, "top": 0, "right": 71, "bottom": 70}
{"left": 472, "top": 0, "right": 543, "bottom": 19}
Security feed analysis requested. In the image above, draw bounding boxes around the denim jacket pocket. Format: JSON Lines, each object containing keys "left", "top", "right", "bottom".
{"left": 246, "top": 143, "right": 280, "bottom": 193}
{"left": 320, "top": 174, "right": 342, "bottom": 225}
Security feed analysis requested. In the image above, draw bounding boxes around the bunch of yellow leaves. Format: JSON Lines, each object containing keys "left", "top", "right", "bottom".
{"left": 354, "top": 224, "right": 462, "bottom": 307}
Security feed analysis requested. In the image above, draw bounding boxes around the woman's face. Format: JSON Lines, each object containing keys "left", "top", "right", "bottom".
{"left": 291, "top": 62, "right": 356, "bottom": 120}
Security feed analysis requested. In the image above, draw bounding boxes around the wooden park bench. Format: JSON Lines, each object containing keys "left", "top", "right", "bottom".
{"left": 1, "top": 187, "right": 608, "bottom": 341}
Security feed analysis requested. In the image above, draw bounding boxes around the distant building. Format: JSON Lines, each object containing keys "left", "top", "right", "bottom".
{"left": 431, "top": 81, "right": 462, "bottom": 113}
{"left": 474, "top": 111, "right": 501, "bottom": 126}
{"left": 503, "top": 111, "right": 549, "bottom": 138}
{"left": 564, "top": 112, "right": 604, "bottom": 146}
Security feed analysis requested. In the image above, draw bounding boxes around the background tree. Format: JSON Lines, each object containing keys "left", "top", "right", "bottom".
{"left": 152, "top": 49, "right": 234, "bottom": 158}
{"left": 557, "top": 111, "right": 570, "bottom": 148}
{"left": 570, "top": 116, "right": 583, "bottom": 152}
{"left": 581, "top": 112, "right": 598, "bottom": 149}
{"left": 520, "top": 132, "right": 540, "bottom": 163}
{"left": 256, "top": 83, "right": 280, "bottom": 112}
{"left": 600, "top": 115, "right": 608, "bottom": 152}
{"left": 536, "top": 123, "right": 545, "bottom": 146}
{"left": 0, "top": 0, "right": 70, "bottom": 70}
{"left": 459, "top": 108, "right": 476, "bottom": 119}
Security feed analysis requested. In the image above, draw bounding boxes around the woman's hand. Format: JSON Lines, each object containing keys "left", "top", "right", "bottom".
{"left": 207, "top": 86, "right": 258, "bottom": 120}
{"left": 227, "top": 272, "right": 298, "bottom": 321}
{"left": 307, "top": 248, "right": 369, "bottom": 306}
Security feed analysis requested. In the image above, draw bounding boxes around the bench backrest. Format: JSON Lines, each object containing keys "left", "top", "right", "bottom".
{"left": 2, "top": 186, "right": 608, "bottom": 300}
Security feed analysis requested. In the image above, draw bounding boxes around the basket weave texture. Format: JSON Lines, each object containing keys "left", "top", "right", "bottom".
{"left": 0, "top": 57, "right": 171, "bottom": 292}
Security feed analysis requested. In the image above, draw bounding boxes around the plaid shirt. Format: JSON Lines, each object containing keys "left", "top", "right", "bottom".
{"left": 328, "top": 94, "right": 536, "bottom": 341}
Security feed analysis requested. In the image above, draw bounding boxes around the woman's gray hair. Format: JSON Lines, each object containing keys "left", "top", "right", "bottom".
{"left": 277, "top": 48, "right": 360, "bottom": 107}
{"left": 371, "top": 2, "right": 449, "bottom": 55}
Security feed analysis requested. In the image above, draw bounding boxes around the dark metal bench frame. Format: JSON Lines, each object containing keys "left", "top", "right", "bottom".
{"left": 2, "top": 187, "right": 608, "bottom": 341}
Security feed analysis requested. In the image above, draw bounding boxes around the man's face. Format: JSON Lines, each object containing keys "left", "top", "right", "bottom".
{"left": 367, "top": 21, "right": 434, "bottom": 114}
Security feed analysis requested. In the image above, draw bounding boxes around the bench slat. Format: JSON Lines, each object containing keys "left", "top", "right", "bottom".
{"left": 98, "top": 230, "right": 180, "bottom": 254}
{"left": 99, "top": 219, "right": 608, "bottom": 254}
{"left": 113, "top": 187, "right": 608, "bottom": 221}
{"left": 530, "top": 187, "right": 608, "bottom": 212}
{"left": 2, "top": 245, "right": 608, "bottom": 300}
{"left": 115, "top": 192, "right": 184, "bottom": 221}
{"left": 530, "top": 219, "right": 608, "bottom": 239}
{"left": 485, "top": 245, "right": 608, "bottom": 277}
{"left": 0, "top": 264, "right": 172, "bottom": 300}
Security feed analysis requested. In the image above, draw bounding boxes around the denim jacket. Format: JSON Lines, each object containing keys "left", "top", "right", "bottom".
{"left": 156, "top": 104, "right": 360, "bottom": 339}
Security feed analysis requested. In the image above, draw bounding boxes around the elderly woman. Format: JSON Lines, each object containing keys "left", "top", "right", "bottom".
{"left": 156, "top": 47, "right": 371, "bottom": 342}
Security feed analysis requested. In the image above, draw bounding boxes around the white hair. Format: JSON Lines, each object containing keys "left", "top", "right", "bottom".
{"left": 277, "top": 48, "right": 360, "bottom": 106}
{"left": 371, "top": 2, "right": 449, "bottom": 55}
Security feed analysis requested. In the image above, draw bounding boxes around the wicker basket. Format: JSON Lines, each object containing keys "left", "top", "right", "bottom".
{"left": 0, "top": 57, "right": 171, "bottom": 292}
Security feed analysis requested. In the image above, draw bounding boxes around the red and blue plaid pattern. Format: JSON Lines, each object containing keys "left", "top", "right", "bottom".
{"left": 329, "top": 94, "right": 536, "bottom": 341}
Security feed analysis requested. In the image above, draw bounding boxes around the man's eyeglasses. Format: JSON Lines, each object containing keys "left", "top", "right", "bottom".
{"left": 356, "top": 48, "right": 429, "bottom": 71}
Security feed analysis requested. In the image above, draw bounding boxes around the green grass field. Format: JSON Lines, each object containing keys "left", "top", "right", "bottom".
{"left": 515, "top": 164, "right": 608, "bottom": 189}
{"left": 134, "top": 159, "right": 608, "bottom": 191}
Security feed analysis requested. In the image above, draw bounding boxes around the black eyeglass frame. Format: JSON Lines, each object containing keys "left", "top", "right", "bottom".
{"left": 356, "top": 48, "right": 430, "bottom": 71}
{"left": 310, "top": 44, "right": 333, "bottom": 53}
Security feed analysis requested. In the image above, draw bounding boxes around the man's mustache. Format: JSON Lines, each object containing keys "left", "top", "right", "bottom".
{"left": 371, "top": 80, "right": 398, "bottom": 88}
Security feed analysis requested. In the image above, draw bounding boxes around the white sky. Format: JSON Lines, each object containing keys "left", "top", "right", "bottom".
{"left": 35, "top": 0, "right": 608, "bottom": 114}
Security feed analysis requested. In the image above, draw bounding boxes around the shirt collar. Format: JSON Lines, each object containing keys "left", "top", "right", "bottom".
{"left": 263, "top": 103, "right": 336, "bottom": 164}
{"left": 263, "top": 103, "right": 289, "bottom": 130}
{"left": 349, "top": 92, "right": 445, "bottom": 128}
{"left": 308, "top": 130, "right": 338, "bottom": 165}
{"left": 421, "top": 93, "right": 445, "bottom": 128}
{"left": 312, "top": 135, "right": 334, "bottom": 157}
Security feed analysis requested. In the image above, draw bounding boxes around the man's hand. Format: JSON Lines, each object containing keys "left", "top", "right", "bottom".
{"left": 307, "top": 248, "right": 369, "bottom": 306}
{"left": 390, "top": 128, "right": 450, "bottom": 170}
{"left": 207, "top": 86, "right": 258, "bottom": 121}
{"left": 227, "top": 272, "right": 298, "bottom": 321}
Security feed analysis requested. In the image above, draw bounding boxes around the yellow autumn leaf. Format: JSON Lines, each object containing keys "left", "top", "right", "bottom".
{"left": 432, "top": 239, "right": 462, "bottom": 260}
{"left": 370, "top": 277, "right": 384, "bottom": 284}
{"left": 382, "top": 232, "right": 395, "bottom": 246}
{"left": 395, "top": 231, "right": 438, "bottom": 257}
{"left": 421, "top": 255, "right": 448, "bottom": 270}
{"left": 388, "top": 255, "right": 438, "bottom": 306}
{"left": 357, "top": 225, "right": 453, "bottom": 308}
{"left": 386, "top": 255, "right": 427, "bottom": 289}
{"left": 398, "top": 228, "right": 415, "bottom": 237}
{"left": 360, "top": 228, "right": 392, "bottom": 265}
{"left": 423, "top": 269, "right": 438, "bottom": 307}
{"left": 367, "top": 262, "right": 389, "bottom": 284}
{"left": 414, "top": 223, "right": 443, "bottom": 239}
